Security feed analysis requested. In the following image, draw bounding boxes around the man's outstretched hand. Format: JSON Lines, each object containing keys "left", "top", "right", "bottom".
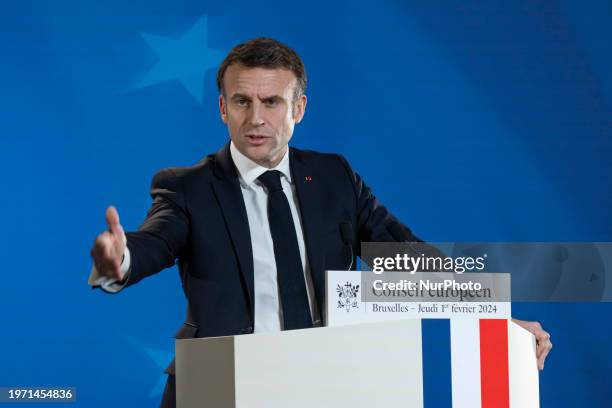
{"left": 512, "top": 318, "right": 553, "bottom": 370}
{"left": 90, "top": 206, "right": 127, "bottom": 281}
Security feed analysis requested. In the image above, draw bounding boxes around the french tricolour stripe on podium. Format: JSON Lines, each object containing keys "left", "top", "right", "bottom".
{"left": 421, "top": 319, "right": 539, "bottom": 408}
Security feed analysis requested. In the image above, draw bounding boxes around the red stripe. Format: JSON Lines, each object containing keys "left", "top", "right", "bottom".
{"left": 480, "top": 319, "right": 510, "bottom": 408}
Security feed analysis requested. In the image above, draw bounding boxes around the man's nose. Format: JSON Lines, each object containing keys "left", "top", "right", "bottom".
{"left": 249, "top": 102, "right": 265, "bottom": 126}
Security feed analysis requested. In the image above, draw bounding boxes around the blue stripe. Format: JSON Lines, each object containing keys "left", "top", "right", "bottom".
{"left": 422, "top": 319, "right": 452, "bottom": 408}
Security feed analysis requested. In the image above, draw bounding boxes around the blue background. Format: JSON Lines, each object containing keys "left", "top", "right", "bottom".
{"left": 1, "top": 0, "right": 611, "bottom": 406}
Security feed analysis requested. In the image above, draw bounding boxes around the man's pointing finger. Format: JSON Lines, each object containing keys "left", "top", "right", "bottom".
{"left": 106, "top": 206, "right": 121, "bottom": 233}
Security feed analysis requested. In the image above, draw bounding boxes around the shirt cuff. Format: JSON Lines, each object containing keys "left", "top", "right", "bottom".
{"left": 87, "top": 247, "right": 131, "bottom": 293}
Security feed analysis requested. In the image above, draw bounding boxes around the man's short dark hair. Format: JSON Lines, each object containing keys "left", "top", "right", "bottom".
{"left": 216, "top": 37, "right": 307, "bottom": 102}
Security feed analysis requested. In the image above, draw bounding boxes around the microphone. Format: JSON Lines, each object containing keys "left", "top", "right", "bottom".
{"left": 339, "top": 221, "right": 354, "bottom": 270}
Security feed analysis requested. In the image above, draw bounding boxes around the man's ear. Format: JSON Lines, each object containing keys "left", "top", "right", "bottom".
{"left": 219, "top": 95, "right": 228, "bottom": 124}
{"left": 293, "top": 94, "right": 307, "bottom": 124}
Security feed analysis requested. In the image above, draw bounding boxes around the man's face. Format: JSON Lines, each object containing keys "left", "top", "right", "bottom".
{"left": 219, "top": 65, "right": 307, "bottom": 168}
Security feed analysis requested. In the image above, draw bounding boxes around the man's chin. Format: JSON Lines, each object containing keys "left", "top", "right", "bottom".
{"left": 242, "top": 148, "right": 273, "bottom": 166}
{"left": 235, "top": 142, "right": 285, "bottom": 167}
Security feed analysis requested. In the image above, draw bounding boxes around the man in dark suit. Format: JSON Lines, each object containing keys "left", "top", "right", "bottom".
{"left": 90, "top": 38, "right": 552, "bottom": 407}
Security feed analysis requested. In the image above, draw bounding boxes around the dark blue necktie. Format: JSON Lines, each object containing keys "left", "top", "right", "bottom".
{"left": 258, "top": 170, "right": 313, "bottom": 330}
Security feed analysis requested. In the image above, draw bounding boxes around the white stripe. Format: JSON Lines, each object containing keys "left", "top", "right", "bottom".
{"left": 508, "top": 321, "right": 540, "bottom": 408}
{"left": 451, "top": 319, "right": 482, "bottom": 408}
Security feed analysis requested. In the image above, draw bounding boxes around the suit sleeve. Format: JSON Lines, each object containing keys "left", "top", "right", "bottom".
{"left": 123, "top": 168, "right": 190, "bottom": 288}
{"left": 335, "top": 155, "right": 422, "bottom": 245}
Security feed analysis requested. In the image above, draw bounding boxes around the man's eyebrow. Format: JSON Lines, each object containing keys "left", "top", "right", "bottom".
{"left": 230, "top": 93, "right": 252, "bottom": 101}
{"left": 259, "top": 95, "right": 284, "bottom": 103}
{"left": 230, "top": 94, "right": 285, "bottom": 102}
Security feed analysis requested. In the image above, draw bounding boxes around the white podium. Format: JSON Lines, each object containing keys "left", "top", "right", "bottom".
{"left": 175, "top": 319, "right": 538, "bottom": 408}
{"left": 176, "top": 320, "right": 423, "bottom": 408}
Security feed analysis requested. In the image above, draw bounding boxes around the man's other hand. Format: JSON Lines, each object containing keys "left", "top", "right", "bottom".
{"left": 90, "top": 206, "right": 127, "bottom": 281}
{"left": 512, "top": 318, "right": 553, "bottom": 370}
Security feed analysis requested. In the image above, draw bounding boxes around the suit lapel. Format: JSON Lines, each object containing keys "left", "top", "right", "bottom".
{"left": 290, "top": 149, "right": 326, "bottom": 318}
{"left": 210, "top": 144, "right": 255, "bottom": 321}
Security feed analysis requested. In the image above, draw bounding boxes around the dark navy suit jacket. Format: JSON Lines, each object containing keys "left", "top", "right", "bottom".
{"left": 122, "top": 143, "right": 418, "bottom": 376}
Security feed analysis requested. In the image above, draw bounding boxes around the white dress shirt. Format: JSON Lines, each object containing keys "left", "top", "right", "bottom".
{"left": 88, "top": 141, "right": 320, "bottom": 332}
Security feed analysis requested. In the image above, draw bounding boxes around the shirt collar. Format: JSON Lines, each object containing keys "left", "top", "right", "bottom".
{"left": 229, "top": 141, "right": 292, "bottom": 187}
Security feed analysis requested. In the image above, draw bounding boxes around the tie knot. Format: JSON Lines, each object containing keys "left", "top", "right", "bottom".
{"left": 258, "top": 170, "right": 283, "bottom": 193}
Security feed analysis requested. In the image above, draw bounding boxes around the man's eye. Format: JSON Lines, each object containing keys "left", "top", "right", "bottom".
{"left": 265, "top": 100, "right": 278, "bottom": 107}
{"left": 237, "top": 99, "right": 249, "bottom": 107}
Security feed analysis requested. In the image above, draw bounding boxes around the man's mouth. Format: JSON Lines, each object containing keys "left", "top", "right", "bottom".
{"left": 245, "top": 134, "right": 268, "bottom": 145}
